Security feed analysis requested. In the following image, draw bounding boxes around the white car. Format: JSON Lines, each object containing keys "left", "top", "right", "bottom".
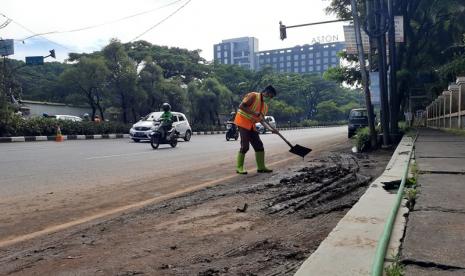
{"left": 255, "top": 116, "right": 277, "bottom": 134}
{"left": 129, "top": 111, "right": 192, "bottom": 142}
{"left": 51, "top": 115, "right": 83, "bottom": 122}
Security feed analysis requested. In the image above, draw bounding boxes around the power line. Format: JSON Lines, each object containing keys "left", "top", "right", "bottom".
{"left": 15, "top": 0, "right": 184, "bottom": 42}
{"left": 131, "top": 0, "right": 193, "bottom": 42}
{"left": 0, "top": 12, "right": 73, "bottom": 51}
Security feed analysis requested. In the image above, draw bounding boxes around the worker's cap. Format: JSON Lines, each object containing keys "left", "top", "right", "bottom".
{"left": 262, "top": 85, "right": 277, "bottom": 96}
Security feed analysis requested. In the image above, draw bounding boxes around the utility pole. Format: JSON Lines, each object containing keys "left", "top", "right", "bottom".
{"left": 351, "top": 0, "right": 377, "bottom": 148}
{"left": 388, "top": 0, "right": 399, "bottom": 135}
{"left": 366, "top": 0, "right": 390, "bottom": 146}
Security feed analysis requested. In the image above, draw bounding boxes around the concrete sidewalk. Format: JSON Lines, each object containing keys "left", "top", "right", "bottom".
{"left": 401, "top": 129, "right": 465, "bottom": 275}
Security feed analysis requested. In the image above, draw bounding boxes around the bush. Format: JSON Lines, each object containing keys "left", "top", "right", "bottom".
{"left": 0, "top": 116, "right": 130, "bottom": 137}
{"left": 354, "top": 127, "right": 371, "bottom": 152}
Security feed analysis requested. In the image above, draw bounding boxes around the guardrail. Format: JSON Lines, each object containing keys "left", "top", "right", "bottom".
{"left": 426, "top": 76, "right": 465, "bottom": 129}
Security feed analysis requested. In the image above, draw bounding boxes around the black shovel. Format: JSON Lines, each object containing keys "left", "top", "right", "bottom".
{"left": 261, "top": 119, "right": 312, "bottom": 158}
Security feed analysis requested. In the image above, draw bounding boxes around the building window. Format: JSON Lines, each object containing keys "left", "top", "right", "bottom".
{"left": 309, "top": 53, "right": 314, "bottom": 58}
{"left": 260, "top": 59, "right": 264, "bottom": 64}
{"left": 316, "top": 52, "right": 321, "bottom": 58}
{"left": 316, "top": 65, "right": 321, "bottom": 71}
{"left": 224, "top": 51, "right": 228, "bottom": 57}
{"left": 266, "top": 58, "right": 271, "bottom": 63}
{"left": 287, "top": 56, "right": 291, "bottom": 61}
{"left": 323, "top": 58, "right": 329, "bottom": 63}
{"left": 294, "top": 54, "right": 299, "bottom": 60}
{"left": 324, "top": 51, "right": 329, "bottom": 57}
{"left": 309, "top": 60, "right": 314, "bottom": 65}
{"left": 273, "top": 57, "right": 277, "bottom": 62}
{"left": 294, "top": 68, "right": 299, "bottom": 73}
{"left": 302, "top": 67, "right": 307, "bottom": 72}
{"left": 323, "top": 64, "right": 328, "bottom": 70}
{"left": 301, "top": 61, "right": 306, "bottom": 66}
{"left": 287, "top": 61, "right": 291, "bottom": 67}
{"left": 280, "top": 62, "right": 284, "bottom": 68}
{"left": 331, "top": 50, "right": 337, "bottom": 56}
{"left": 224, "top": 59, "right": 228, "bottom": 64}
{"left": 316, "top": 59, "right": 321, "bottom": 64}
{"left": 331, "top": 57, "right": 337, "bottom": 63}
{"left": 216, "top": 45, "right": 221, "bottom": 51}
{"left": 216, "top": 52, "right": 221, "bottom": 59}
{"left": 301, "top": 54, "right": 306, "bottom": 59}
{"left": 279, "top": 56, "right": 284, "bottom": 61}
{"left": 294, "top": 61, "right": 299, "bottom": 66}
{"left": 309, "top": 66, "right": 313, "bottom": 72}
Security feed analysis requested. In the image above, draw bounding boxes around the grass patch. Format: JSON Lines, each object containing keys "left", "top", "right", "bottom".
{"left": 385, "top": 255, "right": 405, "bottom": 276}
{"left": 353, "top": 127, "right": 371, "bottom": 152}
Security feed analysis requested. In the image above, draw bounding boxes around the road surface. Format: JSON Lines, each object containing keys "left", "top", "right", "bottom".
{"left": 0, "top": 126, "right": 347, "bottom": 245}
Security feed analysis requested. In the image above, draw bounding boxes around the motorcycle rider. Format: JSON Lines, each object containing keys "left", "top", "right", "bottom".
{"left": 158, "top": 103, "right": 173, "bottom": 140}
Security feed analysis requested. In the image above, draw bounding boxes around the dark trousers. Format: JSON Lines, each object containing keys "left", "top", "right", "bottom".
{"left": 238, "top": 126, "right": 264, "bottom": 154}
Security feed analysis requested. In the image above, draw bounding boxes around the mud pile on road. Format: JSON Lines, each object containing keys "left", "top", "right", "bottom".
{"left": 0, "top": 149, "right": 390, "bottom": 276}
{"left": 264, "top": 153, "right": 372, "bottom": 219}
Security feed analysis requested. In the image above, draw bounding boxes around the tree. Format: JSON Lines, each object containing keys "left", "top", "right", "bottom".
{"left": 60, "top": 57, "right": 109, "bottom": 120}
{"left": 314, "top": 100, "right": 343, "bottom": 122}
{"left": 103, "top": 39, "right": 138, "bottom": 123}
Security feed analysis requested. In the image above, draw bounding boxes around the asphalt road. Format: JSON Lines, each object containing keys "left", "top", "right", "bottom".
{"left": 0, "top": 126, "right": 347, "bottom": 243}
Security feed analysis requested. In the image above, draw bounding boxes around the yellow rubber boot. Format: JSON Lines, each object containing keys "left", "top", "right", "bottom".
{"left": 236, "top": 152, "right": 248, "bottom": 174}
{"left": 256, "top": 151, "right": 273, "bottom": 173}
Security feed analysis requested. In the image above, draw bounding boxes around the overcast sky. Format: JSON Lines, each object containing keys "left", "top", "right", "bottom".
{"left": 1, "top": 0, "right": 346, "bottom": 62}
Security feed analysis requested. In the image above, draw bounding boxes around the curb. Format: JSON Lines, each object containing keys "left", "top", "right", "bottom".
{"left": 295, "top": 135, "right": 414, "bottom": 276}
{"left": 0, "top": 134, "right": 130, "bottom": 143}
{"left": 0, "top": 125, "right": 344, "bottom": 143}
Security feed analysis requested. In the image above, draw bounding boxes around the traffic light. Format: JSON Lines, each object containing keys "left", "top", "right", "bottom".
{"left": 49, "top": 49, "right": 56, "bottom": 58}
{"left": 279, "top": 21, "right": 287, "bottom": 40}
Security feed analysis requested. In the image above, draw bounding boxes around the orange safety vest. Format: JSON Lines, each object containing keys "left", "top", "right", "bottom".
{"left": 234, "top": 92, "right": 268, "bottom": 131}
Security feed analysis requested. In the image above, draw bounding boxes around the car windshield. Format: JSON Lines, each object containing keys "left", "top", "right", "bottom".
{"left": 350, "top": 110, "right": 367, "bottom": 117}
{"left": 142, "top": 113, "right": 161, "bottom": 121}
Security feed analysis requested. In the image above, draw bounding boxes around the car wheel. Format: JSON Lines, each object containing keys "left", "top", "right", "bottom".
{"left": 261, "top": 128, "right": 266, "bottom": 134}
{"left": 133, "top": 139, "right": 140, "bottom": 142}
{"left": 184, "top": 130, "right": 192, "bottom": 142}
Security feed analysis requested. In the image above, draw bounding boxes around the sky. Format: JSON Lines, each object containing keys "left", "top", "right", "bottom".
{"left": 1, "top": 0, "right": 347, "bottom": 62}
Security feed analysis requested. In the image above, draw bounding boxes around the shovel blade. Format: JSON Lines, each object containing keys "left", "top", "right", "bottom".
{"left": 289, "top": 144, "right": 312, "bottom": 158}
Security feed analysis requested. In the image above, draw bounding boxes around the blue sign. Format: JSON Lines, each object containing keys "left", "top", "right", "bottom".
{"left": 369, "top": 72, "right": 380, "bottom": 105}
{"left": 26, "top": 56, "right": 44, "bottom": 65}
{"left": 0, "top": 39, "right": 14, "bottom": 56}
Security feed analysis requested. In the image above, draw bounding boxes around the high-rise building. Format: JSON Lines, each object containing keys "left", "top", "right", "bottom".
{"left": 213, "top": 37, "right": 259, "bottom": 70}
{"left": 257, "top": 42, "right": 346, "bottom": 74}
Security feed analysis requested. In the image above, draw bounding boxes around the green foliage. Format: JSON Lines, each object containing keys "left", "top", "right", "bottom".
{"left": 354, "top": 127, "right": 371, "bottom": 152}
{"left": 398, "top": 121, "right": 411, "bottom": 134}
{"left": 384, "top": 255, "right": 405, "bottom": 276}
{"left": 0, "top": 116, "right": 129, "bottom": 136}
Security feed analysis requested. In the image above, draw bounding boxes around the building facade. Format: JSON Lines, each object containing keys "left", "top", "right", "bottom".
{"left": 213, "top": 37, "right": 259, "bottom": 70}
{"left": 256, "top": 42, "right": 345, "bottom": 74}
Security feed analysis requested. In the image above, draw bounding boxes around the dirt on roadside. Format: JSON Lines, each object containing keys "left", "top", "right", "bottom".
{"left": 0, "top": 144, "right": 393, "bottom": 276}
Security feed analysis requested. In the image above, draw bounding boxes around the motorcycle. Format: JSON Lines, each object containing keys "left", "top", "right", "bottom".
{"left": 149, "top": 120, "right": 179, "bottom": 149}
{"left": 225, "top": 121, "right": 239, "bottom": 141}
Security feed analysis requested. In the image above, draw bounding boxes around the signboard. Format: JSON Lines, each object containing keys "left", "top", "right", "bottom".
{"left": 311, "top": 35, "right": 339, "bottom": 44}
{"left": 0, "top": 39, "right": 14, "bottom": 56}
{"left": 369, "top": 72, "right": 380, "bottom": 105}
{"left": 394, "top": 16, "right": 404, "bottom": 42}
{"left": 26, "top": 56, "right": 44, "bottom": 65}
{"left": 343, "top": 25, "right": 370, "bottom": 54}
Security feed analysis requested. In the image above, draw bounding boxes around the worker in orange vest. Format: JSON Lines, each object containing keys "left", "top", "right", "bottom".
{"left": 234, "top": 85, "right": 277, "bottom": 174}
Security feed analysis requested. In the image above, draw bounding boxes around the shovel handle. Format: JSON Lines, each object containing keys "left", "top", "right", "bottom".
{"left": 261, "top": 119, "right": 294, "bottom": 148}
